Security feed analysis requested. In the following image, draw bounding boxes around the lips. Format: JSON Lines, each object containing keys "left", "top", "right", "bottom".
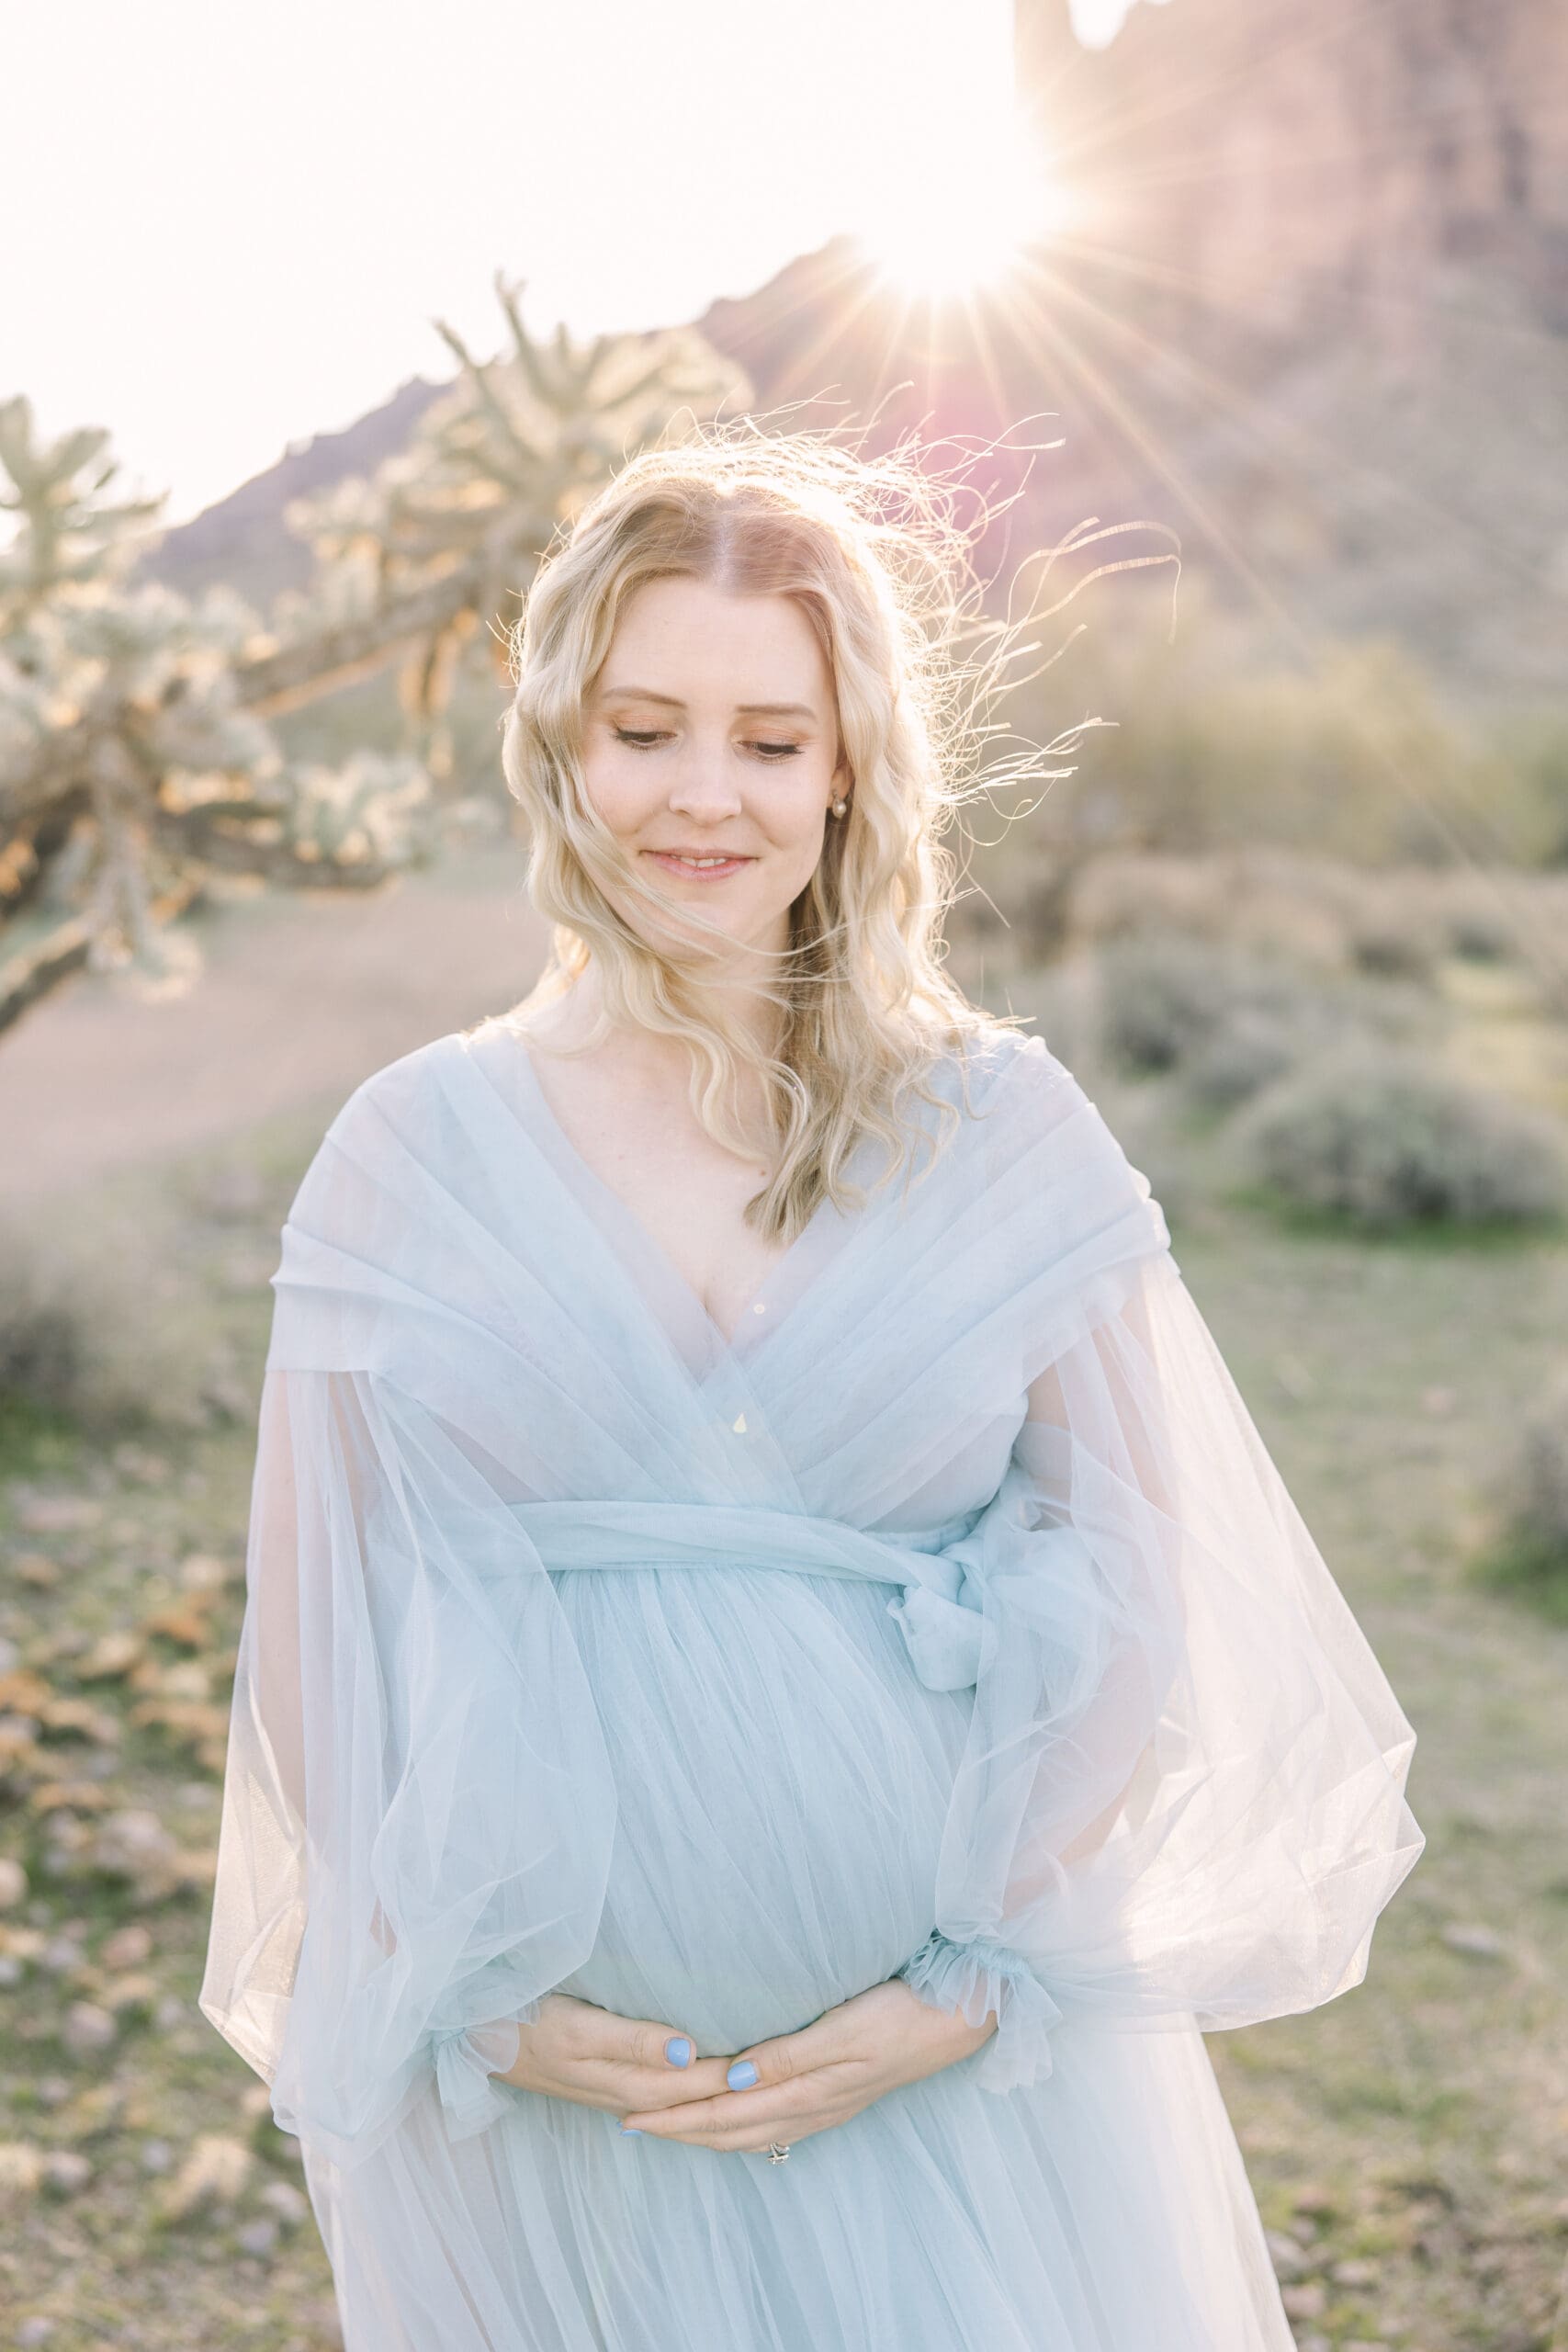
{"left": 642, "top": 849, "right": 756, "bottom": 877}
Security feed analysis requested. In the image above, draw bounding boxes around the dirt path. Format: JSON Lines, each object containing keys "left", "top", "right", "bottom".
{"left": 0, "top": 849, "right": 551, "bottom": 1206}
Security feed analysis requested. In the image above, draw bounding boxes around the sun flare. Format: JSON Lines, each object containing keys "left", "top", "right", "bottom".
{"left": 855, "top": 120, "right": 1074, "bottom": 303}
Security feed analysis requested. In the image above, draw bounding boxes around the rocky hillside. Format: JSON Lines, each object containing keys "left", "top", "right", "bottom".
{"left": 1015, "top": 0, "right": 1568, "bottom": 345}
{"left": 140, "top": 0, "right": 1568, "bottom": 703}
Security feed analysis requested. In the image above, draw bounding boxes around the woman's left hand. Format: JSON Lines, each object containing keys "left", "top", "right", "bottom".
{"left": 614, "top": 1976, "right": 997, "bottom": 2153}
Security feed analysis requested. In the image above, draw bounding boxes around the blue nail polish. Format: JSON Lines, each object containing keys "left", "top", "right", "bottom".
{"left": 727, "top": 2059, "right": 758, "bottom": 2090}
{"left": 619, "top": 2124, "right": 642, "bottom": 2135}
{"left": 664, "top": 2036, "right": 692, "bottom": 2068}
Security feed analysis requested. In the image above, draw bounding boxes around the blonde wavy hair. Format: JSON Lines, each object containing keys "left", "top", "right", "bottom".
{"left": 499, "top": 416, "right": 1070, "bottom": 1244}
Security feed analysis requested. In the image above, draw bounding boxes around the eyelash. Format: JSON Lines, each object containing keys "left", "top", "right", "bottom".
{"left": 611, "top": 727, "right": 803, "bottom": 763}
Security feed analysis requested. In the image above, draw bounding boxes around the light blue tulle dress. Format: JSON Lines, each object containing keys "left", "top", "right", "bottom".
{"left": 200, "top": 1016, "right": 1424, "bottom": 2350}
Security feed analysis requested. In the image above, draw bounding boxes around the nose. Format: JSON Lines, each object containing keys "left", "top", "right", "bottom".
{"left": 664, "top": 741, "right": 745, "bottom": 823}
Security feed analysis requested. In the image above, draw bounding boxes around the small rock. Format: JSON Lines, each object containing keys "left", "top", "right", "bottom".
{"left": 0, "top": 2141, "right": 45, "bottom": 2194}
{"left": 91, "top": 1808, "right": 180, "bottom": 1888}
{"left": 1265, "top": 2228, "right": 1311, "bottom": 2279}
{"left": 179, "top": 1553, "right": 232, "bottom": 1593}
{"left": 16, "top": 1492, "right": 103, "bottom": 1534}
{"left": 63, "top": 2000, "right": 118, "bottom": 2054}
{"left": 42, "top": 2149, "right": 93, "bottom": 2193}
{"left": 0, "top": 1856, "right": 28, "bottom": 1908}
{"left": 0, "top": 1954, "right": 23, "bottom": 1986}
{"left": 163, "top": 2132, "right": 253, "bottom": 2216}
{"left": 77, "top": 1633, "right": 143, "bottom": 1681}
{"left": 35, "top": 2074, "right": 72, "bottom": 2105}
{"left": 140, "top": 2138, "right": 174, "bottom": 2173}
{"left": 1331, "top": 2257, "right": 1381, "bottom": 2287}
{"left": 39, "top": 1936, "right": 86, "bottom": 1975}
{"left": 16, "top": 2318, "right": 57, "bottom": 2346}
{"left": 1440, "top": 1921, "right": 1506, "bottom": 1959}
{"left": 237, "top": 2218, "right": 279, "bottom": 2257}
{"left": 159, "top": 1660, "right": 212, "bottom": 1701}
{"left": 1281, "top": 2282, "right": 1326, "bottom": 2320}
{"left": 99, "top": 1921, "right": 154, "bottom": 1971}
{"left": 260, "top": 2178, "right": 310, "bottom": 2226}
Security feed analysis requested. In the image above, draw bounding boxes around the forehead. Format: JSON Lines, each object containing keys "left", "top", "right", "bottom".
{"left": 595, "top": 576, "right": 831, "bottom": 710}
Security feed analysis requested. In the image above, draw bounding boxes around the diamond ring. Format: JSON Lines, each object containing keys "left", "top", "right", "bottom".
{"left": 765, "top": 2141, "right": 791, "bottom": 2164}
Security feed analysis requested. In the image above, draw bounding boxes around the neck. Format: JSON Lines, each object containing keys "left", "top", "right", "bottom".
{"left": 529, "top": 951, "right": 790, "bottom": 1071}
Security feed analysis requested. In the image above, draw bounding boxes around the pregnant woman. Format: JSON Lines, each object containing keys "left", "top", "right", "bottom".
{"left": 200, "top": 428, "right": 1425, "bottom": 2349}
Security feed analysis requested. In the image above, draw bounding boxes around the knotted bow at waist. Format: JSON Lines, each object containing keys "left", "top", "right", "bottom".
{"left": 508, "top": 1497, "right": 991, "bottom": 1691}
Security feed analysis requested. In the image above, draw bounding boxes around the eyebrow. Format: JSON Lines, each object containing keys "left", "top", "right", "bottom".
{"left": 596, "top": 686, "right": 818, "bottom": 721}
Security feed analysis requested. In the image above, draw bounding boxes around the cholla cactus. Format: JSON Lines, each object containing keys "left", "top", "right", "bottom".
{"left": 281, "top": 752, "right": 437, "bottom": 874}
{"left": 0, "top": 398, "right": 164, "bottom": 624}
{"left": 276, "top": 273, "right": 751, "bottom": 781}
{"left": 0, "top": 281, "right": 751, "bottom": 1032}
{"left": 0, "top": 404, "right": 306, "bottom": 1016}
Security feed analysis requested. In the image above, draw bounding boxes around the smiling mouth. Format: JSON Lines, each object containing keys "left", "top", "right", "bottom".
{"left": 642, "top": 850, "right": 756, "bottom": 875}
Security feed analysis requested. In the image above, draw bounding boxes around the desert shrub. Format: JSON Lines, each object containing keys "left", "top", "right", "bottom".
{"left": 1064, "top": 846, "right": 1568, "bottom": 1001}
{"left": 1343, "top": 900, "right": 1446, "bottom": 984}
{"left": 1440, "top": 893, "right": 1517, "bottom": 964}
{"left": 1469, "top": 1369, "right": 1568, "bottom": 1623}
{"left": 1234, "top": 1046, "right": 1568, "bottom": 1230}
{"left": 0, "top": 1195, "right": 214, "bottom": 1437}
{"left": 1095, "top": 929, "right": 1416, "bottom": 1111}
{"left": 1096, "top": 931, "right": 1245, "bottom": 1073}
{"left": 1184, "top": 1002, "right": 1328, "bottom": 1110}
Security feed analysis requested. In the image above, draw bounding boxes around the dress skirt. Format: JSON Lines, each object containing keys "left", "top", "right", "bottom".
{"left": 294, "top": 1565, "right": 1296, "bottom": 2351}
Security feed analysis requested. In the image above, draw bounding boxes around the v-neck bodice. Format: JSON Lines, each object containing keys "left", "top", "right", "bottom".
{"left": 506, "top": 1028, "right": 837, "bottom": 1357}
{"left": 468, "top": 1016, "right": 906, "bottom": 1388}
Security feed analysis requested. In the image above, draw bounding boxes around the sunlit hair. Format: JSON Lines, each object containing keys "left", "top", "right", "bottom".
{"left": 498, "top": 413, "right": 1096, "bottom": 1243}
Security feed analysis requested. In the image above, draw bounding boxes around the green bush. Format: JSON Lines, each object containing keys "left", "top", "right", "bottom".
{"left": 1097, "top": 932, "right": 1266, "bottom": 1074}
{"left": 1094, "top": 931, "right": 1409, "bottom": 1111}
{"left": 1184, "top": 1003, "right": 1324, "bottom": 1110}
{"left": 1234, "top": 1046, "right": 1568, "bottom": 1230}
{"left": 1470, "top": 1370, "right": 1568, "bottom": 1622}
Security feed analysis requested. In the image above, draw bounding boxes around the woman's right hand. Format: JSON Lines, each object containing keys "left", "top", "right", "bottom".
{"left": 493, "top": 1991, "right": 734, "bottom": 2120}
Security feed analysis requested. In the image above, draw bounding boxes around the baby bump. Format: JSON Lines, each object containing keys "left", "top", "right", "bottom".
{"left": 546, "top": 1564, "right": 971, "bottom": 2053}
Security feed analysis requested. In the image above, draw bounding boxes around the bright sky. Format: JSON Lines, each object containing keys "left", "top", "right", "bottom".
{"left": 1, "top": 0, "right": 1141, "bottom": 530}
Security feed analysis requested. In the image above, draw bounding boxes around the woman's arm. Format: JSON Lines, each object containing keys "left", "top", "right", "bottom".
{"left": 200, "top": 1363, "right": 626, "bottom": 2171}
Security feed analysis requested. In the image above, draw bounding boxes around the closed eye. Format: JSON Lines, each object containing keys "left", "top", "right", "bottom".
{"left": 613, "top": 728, "right": 803, "bottom": 763}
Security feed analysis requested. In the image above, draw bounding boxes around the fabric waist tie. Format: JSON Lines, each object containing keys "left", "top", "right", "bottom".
{"left": 508, "top": 1497, "right": 987, "bottom": 1691}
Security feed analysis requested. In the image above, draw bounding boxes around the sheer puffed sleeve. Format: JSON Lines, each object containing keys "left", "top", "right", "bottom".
{"left": 198, "top": 1056, "right": 619, "bottom": 2174}
{"left": 897, "top": 1045, "right": 1425, "bottom": 2093}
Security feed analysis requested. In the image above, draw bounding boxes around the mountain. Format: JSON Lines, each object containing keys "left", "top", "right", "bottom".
{"left": 140, "top": 0, "right": 1568, "bottom": 703}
